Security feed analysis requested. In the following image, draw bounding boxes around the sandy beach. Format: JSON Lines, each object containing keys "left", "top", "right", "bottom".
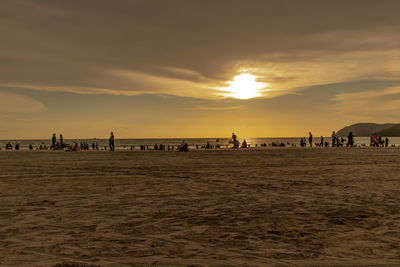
{"left": 1, "top": 148, "right": 400, "bottom": 266}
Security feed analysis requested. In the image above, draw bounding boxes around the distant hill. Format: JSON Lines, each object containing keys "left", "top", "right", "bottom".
{"left": 336, "top": 123, "right": 396, "bottom": 137}
{"left": 377, "top": 124, "right": 400, "bottom": 137}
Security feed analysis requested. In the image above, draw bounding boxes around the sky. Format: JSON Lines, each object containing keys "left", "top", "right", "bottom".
{"left": 1, "top": 0, "right": 400, "bottom": 139}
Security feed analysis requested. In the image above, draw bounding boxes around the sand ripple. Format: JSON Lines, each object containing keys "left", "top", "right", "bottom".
{"left": 1, "top": 148, "right": 400, "bottom": 265}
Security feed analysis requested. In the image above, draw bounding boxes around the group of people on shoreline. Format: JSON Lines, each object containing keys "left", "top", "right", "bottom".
{"left": 301, "top": 131, "right": 355, "bottom": 147}
{"left": 231, "top": 133, "right": 249, "bottom": 148}
{"left": 143, "top": 140, "right": 188, "bottom": 152}
{"left": 1, "top": 131, "right": 396, "bottom": 151}
{"left": 370, "top": 133, "right": 390, "bottom": 147}
{"left": 51, "top": 133, "right": 65, "bottom": 149}
{"left": 299, "top": 131, "right": 390, "bottom": 148}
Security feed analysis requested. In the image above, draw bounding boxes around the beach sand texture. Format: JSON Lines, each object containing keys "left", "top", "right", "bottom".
{"left": 1, "top": 148, "right": 400, "bottom": 266}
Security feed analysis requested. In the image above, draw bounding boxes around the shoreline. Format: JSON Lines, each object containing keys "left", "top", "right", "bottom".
{"left": 2, "top": 136, "right": 400, "bottom": 151}
{"left": 1, "top": 146, "right": 400, "bottom": 152}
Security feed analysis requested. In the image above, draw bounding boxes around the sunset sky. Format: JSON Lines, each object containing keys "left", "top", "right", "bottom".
{"left": 1, "top": 0, "right": 400, "bottom": 139}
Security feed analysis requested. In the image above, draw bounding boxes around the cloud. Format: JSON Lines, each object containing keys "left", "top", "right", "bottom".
{"left": 1, "top": 0, "right": 400, "bottom": 99}
{"left": 1, "top": 79, "right": 400, "bottom": 139}
{"left": 194, "top": 105, "right": 242, "bottom": 111}
{"left": 2, "top": 0, "right": 400, "bottom": 138}
{"left": 108, "top": 69, "right": 217, "bottom": 98}
{"left": 329, "top": 86, "right": 400, "bottom": 117}
{"left": 0, "top": 91, "right": 45, "bottom": 113}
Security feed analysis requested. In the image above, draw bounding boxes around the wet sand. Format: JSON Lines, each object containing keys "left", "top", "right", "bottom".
{"left": 1, "top": 148, "right": 400, "bottom": 266}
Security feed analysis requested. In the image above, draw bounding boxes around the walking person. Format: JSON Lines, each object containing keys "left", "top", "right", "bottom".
{"left": 109, "top": 132, "right": 115, "bottom": 151}
{"left": 347, "top": 132, "right": 354, "bottom": 147}
{"left": 59, "top": 134, "right": 64, "bottom": 148}
{"left": 51, "top": 133, "right": 57, "bottom": 148}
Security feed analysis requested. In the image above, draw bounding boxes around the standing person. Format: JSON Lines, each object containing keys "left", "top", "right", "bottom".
{"left": 232, "top": 133, "right": 239, "bottom": 148}
{"left": 59, "top": 134, "right": 64, "bottom": 148}
{"left": 320, "top": 136, "right": 324, "bottom": 147}
{"left": 347, "top": 132, "right": 354, "bottom": 147}
{"left": 331, "top": 131, "right": 336, "bottom": 147}
{"left": 232, "top": 133, "right": 237, "bottom": 141}
{"left": 109, "top": 132, "right": 115, "bottom": 151}
{"left": 51, "top": 133, "right": 57, "bottom": 148}
{"left": 385, "top": 137, "right": 389, "bottom": 147}
{"left": 308, "top": 132, "right": 313, "bottom": 147}
{"left": 373, "top": 133, "right": 378, "bottom": 146}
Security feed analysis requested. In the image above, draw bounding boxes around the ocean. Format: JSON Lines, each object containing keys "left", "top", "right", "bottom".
{"left": 1, "top": 137, "right": 400, "bottom": 150}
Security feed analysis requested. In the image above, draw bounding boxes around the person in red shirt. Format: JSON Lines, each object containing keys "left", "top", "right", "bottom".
{"left": 109, "top": 132, "right": 115, "bottom": 151}
{"left": 373, "top": 133, "right": 378, "bottom": 147}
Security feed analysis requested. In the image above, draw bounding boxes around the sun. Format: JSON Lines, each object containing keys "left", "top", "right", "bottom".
{"left": 222, "top": 73, "right": 267, "bottom": 99}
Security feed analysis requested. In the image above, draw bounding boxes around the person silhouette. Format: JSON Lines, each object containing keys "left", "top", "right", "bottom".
{"left": 241, "top": 139, "right": 248, "bottom": 148}
{"left": 51, "top": 133, "right": 57, "bottom": 148}
{"left": 347, "top": 132, "right": 354, "bottom": 147}
{"left": 109, "top": 132, "right": 115, "bottom": 151}
{"left": 308, "top": 132, "right": 313, "bottom": 147}
{"left": 59, "top": 134, "right": 64, "bottom": 148}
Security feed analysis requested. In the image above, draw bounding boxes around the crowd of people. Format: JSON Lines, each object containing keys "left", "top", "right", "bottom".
{"left": 4, "top": 142, "right": 19, "bottom": 150}
{"left": 370, "top": 133, "right": 390, "bottom": 147}
{"left": 1, "top": 131, "right": 396, "bottom": 151}
{"left": 299, "top": 132, "right": 353, "bottom": 147}
{"left": 298, "top": 131, "right": 390, "bottom": 148}
{"left": 1, "top": 142, "right": 47, "bottom": 150}
{"left": 51, "top": 133, "right": 65, "bottom": 150}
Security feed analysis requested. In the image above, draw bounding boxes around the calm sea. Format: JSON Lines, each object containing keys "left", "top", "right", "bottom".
{"left": 1, "top": 137, "right": 400, "bottom": 150}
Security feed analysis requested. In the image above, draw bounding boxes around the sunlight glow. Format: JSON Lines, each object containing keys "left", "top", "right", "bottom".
{"left": 222, "top": 73, "right": 267, "bottom": 99}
